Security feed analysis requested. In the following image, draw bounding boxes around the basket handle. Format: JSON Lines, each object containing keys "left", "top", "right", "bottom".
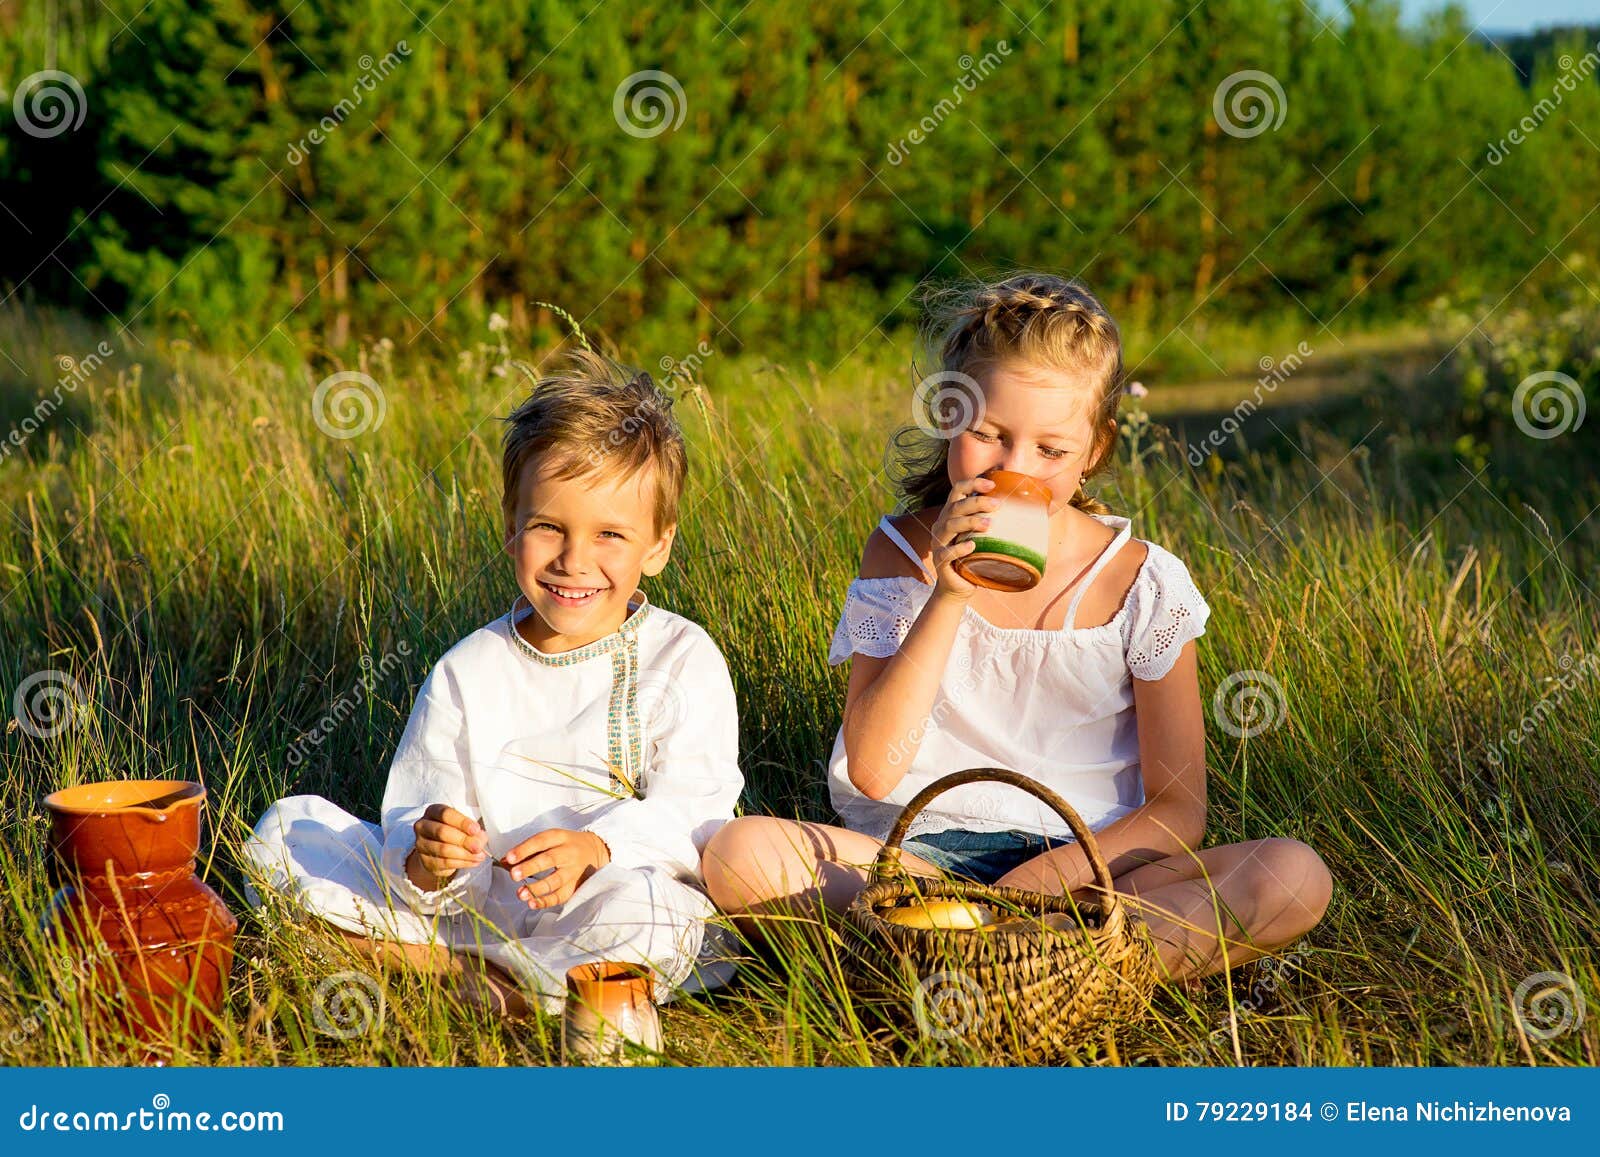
{"left": 872, "top": 767, "right": 1121, "bottom": 915}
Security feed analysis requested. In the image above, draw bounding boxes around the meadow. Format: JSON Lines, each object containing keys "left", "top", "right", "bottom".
{"left": 1, "top": 292, "right": 1596, "bottom": 1066}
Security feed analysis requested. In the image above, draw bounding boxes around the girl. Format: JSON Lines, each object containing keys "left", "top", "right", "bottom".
{"left": 701, "top": 272, "right": 1333, "bottom": 982}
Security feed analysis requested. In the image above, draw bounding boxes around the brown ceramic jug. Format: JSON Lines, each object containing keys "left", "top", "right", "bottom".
{"left": 42, "top": 779, "right": 237, "bottom": 1052}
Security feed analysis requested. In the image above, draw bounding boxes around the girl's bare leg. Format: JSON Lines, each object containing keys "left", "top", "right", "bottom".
{"left": 995, "top": 837, "right": 1334, "bottom": 982}
{"left": 703, "top": 818, "right": 1332, "bottom": 984}
{"left": 700, "top": 816, "right": 946, "bottom": 935}
{"left": 701, "top": 825, "right": 1328, "bottom": 1072}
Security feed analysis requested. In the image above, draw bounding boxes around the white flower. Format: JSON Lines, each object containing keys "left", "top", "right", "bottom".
{"left": 488, "top": 312, "right": 509, "bottom": 333}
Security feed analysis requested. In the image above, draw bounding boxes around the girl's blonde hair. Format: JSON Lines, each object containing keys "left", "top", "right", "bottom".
{"left": 891, "top": 271, "right": 1124, "bottom": 515}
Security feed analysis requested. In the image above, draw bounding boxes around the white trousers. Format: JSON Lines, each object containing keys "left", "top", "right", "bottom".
{"left": 243, "top": 795, "right": 735, "bottom": 1014}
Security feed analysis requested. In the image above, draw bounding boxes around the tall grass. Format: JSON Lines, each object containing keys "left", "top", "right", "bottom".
{"left": 1, "top": 300, "right": 1595, "bottom": 1065}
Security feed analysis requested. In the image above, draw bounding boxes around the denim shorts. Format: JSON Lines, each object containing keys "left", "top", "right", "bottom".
{"left": 898, "top": 827, "right": 1074, "bottom": 886}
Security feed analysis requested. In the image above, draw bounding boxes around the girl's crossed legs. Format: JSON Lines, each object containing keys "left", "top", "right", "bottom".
{"left": 700, "top": 816, "right": 1333, "bottom": 982}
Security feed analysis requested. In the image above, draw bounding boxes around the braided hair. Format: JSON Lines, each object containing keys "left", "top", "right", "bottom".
{"left": 891, "top": 272, "right": 1124, "bottom": 515}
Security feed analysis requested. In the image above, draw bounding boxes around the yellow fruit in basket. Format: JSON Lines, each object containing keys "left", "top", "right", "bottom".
{"left": 883, "top": 899, "right": 999, "bottom": 930}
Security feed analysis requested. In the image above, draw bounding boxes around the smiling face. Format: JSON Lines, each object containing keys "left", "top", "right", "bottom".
{"left": 945, "top": 360, "right": 1115, "bottom": 512}
{"left": 503, "top": 455, "right": 676, "bottom": 652}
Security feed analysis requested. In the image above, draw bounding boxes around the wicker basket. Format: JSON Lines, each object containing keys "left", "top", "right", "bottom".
{"left": 844, "top": 767, "right": 1160, "bottom": 1062}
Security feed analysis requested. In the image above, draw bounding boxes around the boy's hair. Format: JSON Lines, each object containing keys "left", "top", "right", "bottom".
{"left": 892, "top": 271, "right": 1124, "bottom": 515}
{"left": 500, "top": 348, "right": 687, "bottom": 534}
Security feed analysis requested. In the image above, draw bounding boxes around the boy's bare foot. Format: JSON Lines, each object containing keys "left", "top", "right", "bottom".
{"left": 316, "top": 921, "right": 539, "bottom": 1019}
{"left": 450, "top": 960, "right": 538, "bottom": 1019}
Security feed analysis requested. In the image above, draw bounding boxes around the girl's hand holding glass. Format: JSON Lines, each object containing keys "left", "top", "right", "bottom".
{"left": 928, "top": 475, "right": 998, "bottom": 599}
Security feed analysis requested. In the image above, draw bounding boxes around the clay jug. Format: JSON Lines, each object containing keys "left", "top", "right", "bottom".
{"left": 42, "top": 779, "right": 237, "bottom": 1052}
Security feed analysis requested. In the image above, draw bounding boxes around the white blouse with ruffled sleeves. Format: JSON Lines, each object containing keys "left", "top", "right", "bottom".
{"left": 824, "top": 512, "right": 1211, "bottom": 844}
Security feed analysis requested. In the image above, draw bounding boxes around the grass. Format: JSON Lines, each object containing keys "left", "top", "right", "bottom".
{"left": 0, "top": 298, "right": 1596, "bottom": 1066}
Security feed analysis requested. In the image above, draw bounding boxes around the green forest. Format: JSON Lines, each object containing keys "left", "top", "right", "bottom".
{"left": 3, "top": 0, "right": 1598, "bottom": 357}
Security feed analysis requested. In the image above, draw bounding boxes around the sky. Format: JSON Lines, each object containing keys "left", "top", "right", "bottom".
{"left": 1395, "top": 0, "right": 1600, "bottom": 32}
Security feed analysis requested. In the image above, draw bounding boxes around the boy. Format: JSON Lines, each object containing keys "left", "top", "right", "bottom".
{"left": 245, "top": 349, "right": 743, "bottom": 1016}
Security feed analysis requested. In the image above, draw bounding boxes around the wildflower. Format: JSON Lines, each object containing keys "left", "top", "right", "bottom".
{"left": 1124, "top": 380, "right": 1148, "bottom": 398}
{"left": 488, "top": 312, "right": 510, "bottom": 334}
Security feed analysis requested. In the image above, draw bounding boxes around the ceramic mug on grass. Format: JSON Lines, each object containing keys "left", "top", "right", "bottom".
{"left": 562, "top": 961, "right": 663, "bottom": 1065}
{"left": 951, "top": 469, "right": 1053, "bottom": 592}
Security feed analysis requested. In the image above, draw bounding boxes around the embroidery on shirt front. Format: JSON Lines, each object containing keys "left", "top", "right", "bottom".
{"left": 507, "top": 595, "right": 652, "bottom": 794}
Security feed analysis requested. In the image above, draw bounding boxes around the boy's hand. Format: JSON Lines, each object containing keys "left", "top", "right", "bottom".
{"left": 501, "top": 829, "right": 611, "bottom": 910}
{"left": 929, "top": 474, "right": 998, "bottom": 599}
{"left": 407, "top": 804, "right": 487, "bottom": 889}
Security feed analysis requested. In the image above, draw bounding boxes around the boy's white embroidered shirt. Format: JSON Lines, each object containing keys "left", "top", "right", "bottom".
{"left": 243, "top": 591, "right": 744, "bottom": 1011}
{"left": 824, "top": 513, "right": 1210, "bottom": 843}
{"left": 377, "top": 592, "right": 744, "bottom": 913}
